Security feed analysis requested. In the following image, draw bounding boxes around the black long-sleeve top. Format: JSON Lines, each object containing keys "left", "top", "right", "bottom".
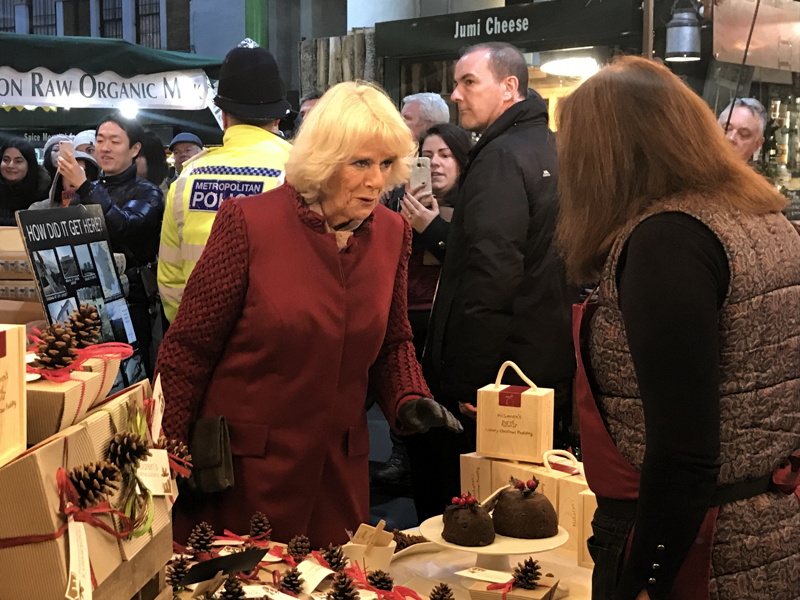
{"left": 613, "top": 212, "right": 729, "bottom": 600}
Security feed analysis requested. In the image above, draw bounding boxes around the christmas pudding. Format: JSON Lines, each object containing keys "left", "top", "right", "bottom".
{"left": 492, "top": 478, "right": 558, "bottom": 539}
{"left": 441, "top": 493, "right": 495, "bottom": 546}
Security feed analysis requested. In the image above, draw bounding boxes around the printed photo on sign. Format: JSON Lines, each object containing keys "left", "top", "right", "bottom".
{"left": 89, "top": 296, "right": 115, "bottom": 343}
{"left": 106, "top": 298, "right": 137, "bottom": 343}
{"left": 55, "top": 245, "right": 80, "bottom": 280}
{"left": 32, "top": 249, "right": 67, "bottom": 299}
{"left": 47, "top": 296, "right": 78, "bottom": 323}
{"left": 74, "top": 244, "right": 97, "bottom": 281}
{"left": 90, "top": 241, "right": 121, "bottom": 297}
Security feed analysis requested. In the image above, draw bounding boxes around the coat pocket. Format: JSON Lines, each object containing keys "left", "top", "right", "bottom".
{"left": 228, "top": 421, "right": 271, "bottom": 457}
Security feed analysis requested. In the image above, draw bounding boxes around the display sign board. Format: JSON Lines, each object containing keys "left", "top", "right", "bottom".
{"left": 374, "top": 0, "right": 640, "bottom": 58}
{"left": 0, "top": 66, "right": 211, "bottom": 110}
{"left": 16, "top": 206, "right": 146, "bottom": 392}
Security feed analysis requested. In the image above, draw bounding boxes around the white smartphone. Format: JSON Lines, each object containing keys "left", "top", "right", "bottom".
{"left": 409, "top": 156, "right": 432, "bottom": 197}
{"left": 58, "top": 140, "right": 74, "bottom": 160}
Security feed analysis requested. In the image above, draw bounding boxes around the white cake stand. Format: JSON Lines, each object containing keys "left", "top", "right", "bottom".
{"left": 418, "top": 515, "right": 568, "bottom": 572}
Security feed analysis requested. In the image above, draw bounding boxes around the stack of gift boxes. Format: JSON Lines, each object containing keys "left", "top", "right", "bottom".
{"left": 0, "top": 226, "right": 46, "bottom": 322}
{"left": 460, "top": 362, "right": 597, "bottom": 569}
{"left": 0, "top": 326, "right": 173, "bottom": 599}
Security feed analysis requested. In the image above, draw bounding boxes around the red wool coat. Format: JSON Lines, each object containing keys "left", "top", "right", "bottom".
{"left": 156, "top": 184, "right": 431, "bottom": 547}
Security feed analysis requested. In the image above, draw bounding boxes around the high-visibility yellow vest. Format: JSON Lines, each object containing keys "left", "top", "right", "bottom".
{"left": 157, "top": 124, "right": 291, "bottom": 322}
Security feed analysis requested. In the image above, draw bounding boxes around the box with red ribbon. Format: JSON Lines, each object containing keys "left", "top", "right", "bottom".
{"left": 79, "top": 356, "right": 122, "bottom": 408}
{"left": 476, "top": 361, "right": 554, "bottom": 464}
{"left": 0, "top": 420, "right": 126, "bottom": 599}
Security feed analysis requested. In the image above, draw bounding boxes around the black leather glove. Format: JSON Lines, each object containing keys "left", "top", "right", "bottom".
{"left": 399, "top": 397, "right": 464, "bottom": 434}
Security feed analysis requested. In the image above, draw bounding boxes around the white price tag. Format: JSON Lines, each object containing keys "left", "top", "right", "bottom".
{"left": 151, "top": 374, "right": 165, "bottom": 441}
{"left": 455, "top": 567, "right": 514, "bottom": 583}
{"left": 137, "top": 448, "right": 172, "bottom": 495}
{"left": 65, "top": 517, "right": 92, "bottom": 600}
{"left": 296, "top": 559, "right": 335, "bottom": 593}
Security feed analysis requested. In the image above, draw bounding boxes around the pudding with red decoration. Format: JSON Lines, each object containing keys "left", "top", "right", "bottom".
{"left": 492, "top": 477, "right": 558, "bottom": 539}
{"left": 441, "top": 493, "right": 495, "bottom": 547}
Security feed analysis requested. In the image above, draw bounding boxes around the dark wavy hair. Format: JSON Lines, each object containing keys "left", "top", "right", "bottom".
{"left": 0, "top": 137, "right": 48, "bottom": 208}
{"left": 418, "top": 123, "right": 473, "bottom": 176}
{"left": 136, "top": 130, "right": 169, "bottom": 186}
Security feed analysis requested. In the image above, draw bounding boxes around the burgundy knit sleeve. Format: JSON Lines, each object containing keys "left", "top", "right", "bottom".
{"left": 369, "top": 217, "right": 433, "bottom": 433}
{"left": 155, "top": 199, "right": 249, "bottom": 441}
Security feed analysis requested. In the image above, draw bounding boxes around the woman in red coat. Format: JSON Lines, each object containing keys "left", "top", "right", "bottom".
{"left": 156, "top": 81, "right": 462, "bottom": 547}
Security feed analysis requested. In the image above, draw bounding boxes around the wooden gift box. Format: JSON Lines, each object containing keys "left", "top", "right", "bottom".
{"left": 468, "top": 576, "right": 560, "bottom": 600}
{"left": 578, "top": 489, "right": 598, "bottom": 568}
{"left": 0, "top": 324, "right": 26, "bottom": 469}
{"left": 460, "top": 451, "right": 494, "bottom": 502}
{"left": 476, "top": 361, "right": 553, "bottom": 464}
{"left": 0, "top": 421, "right": 123, "bottom": 599}
{"left": 80, "top": 356, "right": 122, "bottom": 409}
{"left": 83, "top": 380, "right": 169, "bottom": 561}
{"left": 26, "top": 370, "right": 104, "bottom": 445}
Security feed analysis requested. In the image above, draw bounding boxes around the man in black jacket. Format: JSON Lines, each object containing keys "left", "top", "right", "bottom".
{"left": 58, "top": 115, "right": 164, "bottom": 378}
{"left": 420, "top": 43, "right": 576, "bottom": 510}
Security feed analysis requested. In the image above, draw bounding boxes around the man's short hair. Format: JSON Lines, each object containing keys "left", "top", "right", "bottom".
{"left": 300, "top": 90, "right": 324, "bottom": 106}
{"left": 462, "top": 42, "right": 529, "bottom": 95}
{"left": 719, "top": 98, "right": 768, "bottom": 136}
{"left": 96, "top": 114, "right": 144, "bottom": 148}
{"left": 402, "top": 93, "right": 450, "bottom": 126}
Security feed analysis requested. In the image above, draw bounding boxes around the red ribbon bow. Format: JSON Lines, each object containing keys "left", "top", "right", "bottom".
{"left": 345, "top": 562, "right": 423, "bottom": 600}
{"left": 268, "top": 544, "right": 297, "bottom": 567}
{"left": 486, "top": 579, "right": 516, "bottom": 600}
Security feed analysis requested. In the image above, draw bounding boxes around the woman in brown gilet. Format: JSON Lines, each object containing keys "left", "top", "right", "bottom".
{"left": 556, "top": 56, "right": 800, "bottom": 600}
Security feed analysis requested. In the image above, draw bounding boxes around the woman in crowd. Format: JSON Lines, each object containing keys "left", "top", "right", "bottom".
{"left": 30, "top": 150, "right": 99, "bottom": 210}
{"left": 0, "top": 138, "right": 50, "bottom": 224}
{"left": 557, "top": 56, "right": 800, "bottom": 600}
{"left": 397, "top": 123, "right": 475, "bottom": 521}
{"left": 400, "top": 123, "right": 473, "bottom": 347}
{"left": 157, "top": 81, "right": 462, "bottom": 547}
{"left": 42, "top": 134, "right": 71, "bottom": 180}
{"left": 136, "top": 130, "right": 170, "bottom": 193}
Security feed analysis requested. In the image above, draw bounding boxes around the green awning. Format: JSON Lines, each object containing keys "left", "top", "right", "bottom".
{"left": 0, "top": 32, "right": 222, "bottom": 79}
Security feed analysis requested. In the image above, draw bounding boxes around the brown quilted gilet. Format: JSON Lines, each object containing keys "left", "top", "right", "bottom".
{"left": 589, "top": 197, "right": 800, "bottom": 599}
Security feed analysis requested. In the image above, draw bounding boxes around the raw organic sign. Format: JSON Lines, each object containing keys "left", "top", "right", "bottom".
{"left": 0, "top": 66, "right": 211, "bottom": 110}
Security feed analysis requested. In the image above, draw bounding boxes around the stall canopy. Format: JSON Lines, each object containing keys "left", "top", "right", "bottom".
{"left": 0, "top": 32, "right": 224, "bottom": 141}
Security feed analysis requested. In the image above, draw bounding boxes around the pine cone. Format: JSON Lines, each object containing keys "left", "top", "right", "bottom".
{"left": 249, "top": 511, "right": 271, "bottom": 540}
{"left": 67, "top": 461, "right": 121, "bottom": 509}
{"left": 320, "top": 543, "right": 347, "bottom": 571}
{"left": 107, "top": 432, "right": 151, "bottom": 472}
{"left": 166, "top": 556, "right": 192, "bottom": 590}
{"left": 287, "top": 534, "right": 311, "bottom": 560}
{"left": 429, "top": 583, "right": 455, "bottom": 600}
{"left": 219, "top": 574, "right": 245, "bottom": 600}
{"left": 187, "top": 521, "right": 216, "bottom": 554}
{"left": 281, "top": 567, "right": 304, "bottom": 594}
{"left": 156, "top": 436, "right": 192, "bottom": 479}
{"left": 68, "top": 304, "right": 101, "bottom": 348}
{"left": 392, "top": 529, "right": 428, "bottom": 552}
{"left": 367, "top": 570, "right": 394, "bottom": 591}
{"left": 513, "top": 557, "right": 542, "bottom": 590}
{"left": 326, "top": 572, "right": 358, "bottom": 600}
{"left": 31, "top": 322, "right": 78, "bottom": 370}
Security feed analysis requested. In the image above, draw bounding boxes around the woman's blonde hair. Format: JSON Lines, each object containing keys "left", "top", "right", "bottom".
{"left": 286, "top": 81, "right": 416, "bottom": 203}
{"left": 555, "top": 55, "right": 786, "bottom": 283}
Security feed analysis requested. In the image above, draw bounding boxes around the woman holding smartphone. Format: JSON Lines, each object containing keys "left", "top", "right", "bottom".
{"left": 398, "top": 122, "right": 474, "bottom": 521}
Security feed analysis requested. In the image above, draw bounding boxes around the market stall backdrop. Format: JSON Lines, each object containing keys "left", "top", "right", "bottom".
{"left": 0, "top": 32, "right": 224, "bottom": 144}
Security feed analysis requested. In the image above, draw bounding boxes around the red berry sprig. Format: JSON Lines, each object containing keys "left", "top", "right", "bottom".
{"left": 451, "top": 492, "right": 477, "bottom": 507}
{"left": 512, "top": 477, "right": 540, "bottom": 494}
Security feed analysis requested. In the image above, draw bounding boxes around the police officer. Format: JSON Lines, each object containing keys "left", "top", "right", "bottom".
{"left": 158, "top": 40, "right": 292, "bottom": 322}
